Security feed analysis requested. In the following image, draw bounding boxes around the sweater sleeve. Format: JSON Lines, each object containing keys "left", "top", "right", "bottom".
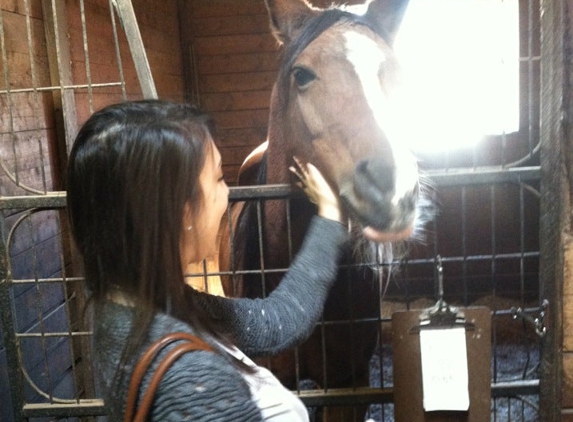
{"left": 194, "top": 216, "right": 348, "bottom": 357}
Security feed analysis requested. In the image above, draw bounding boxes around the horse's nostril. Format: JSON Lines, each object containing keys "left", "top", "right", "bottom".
{"left": 355, "top": 159, "right": 395, "bottom": 194}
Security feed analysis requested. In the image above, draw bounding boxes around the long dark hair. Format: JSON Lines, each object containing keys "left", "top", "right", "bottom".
{"left": 66, "top": 100, "right": 232, "bottom": 385}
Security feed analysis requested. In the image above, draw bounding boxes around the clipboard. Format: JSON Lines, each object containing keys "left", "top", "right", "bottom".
{"left": 391, "top": 257, "right": 491, "bottom": 422}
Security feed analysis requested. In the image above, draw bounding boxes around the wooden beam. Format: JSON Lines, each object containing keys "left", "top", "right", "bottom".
{"left": 111, "top": 0, "right": 157, "bottom": 99}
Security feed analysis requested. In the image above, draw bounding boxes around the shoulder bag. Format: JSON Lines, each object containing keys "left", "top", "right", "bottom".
{"left": 124, "top": 331, "right": 213, "bottom": 422}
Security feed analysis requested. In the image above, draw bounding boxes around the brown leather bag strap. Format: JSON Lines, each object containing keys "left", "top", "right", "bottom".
{"left": 124, "top": 332, "right": 213, "bottom": 422}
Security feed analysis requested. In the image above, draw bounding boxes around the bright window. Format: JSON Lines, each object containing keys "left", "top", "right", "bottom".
{"left": 393, "top": 0, "right": 519, "bottom": 152}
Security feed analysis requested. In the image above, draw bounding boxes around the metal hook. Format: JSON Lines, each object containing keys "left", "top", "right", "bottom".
{"left": 511, "top": 299, "right": 549, "bottom": 338}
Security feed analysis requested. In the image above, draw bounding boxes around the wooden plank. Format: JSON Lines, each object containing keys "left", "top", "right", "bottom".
{"left": 193, "top": 33, "right": 278, "bottom": 56}
{"left": 0, "top": 131, "right": 55, "bottom": 178}
{"left": 199, "top": 71, "right": 276, "bottom": 94}
{"left": 42, "top": 0, "right": 80, "bottom": 165}
{"left": 211, "top": 109, "right": 270, "bottom": 130}
{"left": 188, "top": 0, "right": 266, "bottom": 19}
{"left": 0, "top": 51, "right": 52, "bottom": 90}
{"left": 197, "top": 52, "right": 279, "bottom": 75}
{"left": 189, "top": 14, "right": 270, "bottom": 36}
{"left": 216, "top": 127, "right": 268, "bottom": 147}
{"left": 0, "top": 10, "right": 47, "bottom": 55}
{"left": 0, "top": 0, "right": 43, "bottom": 18}
{"left": 133, "top": 0, "right": 178, "bottom": 36}
{"left": 113, "top": 0, "right": 157, "bottom": 99}
{"left": 564, "top": 352, "right": 573, "bottom": 408}
{"left": 0, "top": 164, "right": 53, "bottom": 197}
{"left": 67, "top": 27, "right": 125, "bottom": 65}
{"left": 219, "top": 145, "right": 263, "bottom": 169}
{"left": 201, "top": 90, "right": 271, "bottom": 112}
{"left": 145, "top": 48, "right": 183, "bottom": 77}
{"left": 0, "top": 93, "right": 55, "bottom": 133}
{"left": 563, "top": 239, "right": 573, "bottom": 352}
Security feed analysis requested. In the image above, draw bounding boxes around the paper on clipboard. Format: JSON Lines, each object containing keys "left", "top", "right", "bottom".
{"left": 420, "top": 327, "right": 470, "bottom": 412}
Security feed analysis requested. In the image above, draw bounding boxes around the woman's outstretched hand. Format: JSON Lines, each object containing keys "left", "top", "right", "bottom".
{"left": 289, "top": 156, "right": 342, "bottom": 224}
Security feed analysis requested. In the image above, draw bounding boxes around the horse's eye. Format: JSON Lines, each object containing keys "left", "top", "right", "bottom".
{"left": 292, "top": 67, "right": 316, "bottom": 88}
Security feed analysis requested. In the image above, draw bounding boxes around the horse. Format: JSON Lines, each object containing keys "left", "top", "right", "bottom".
{"left": 218, "top": 0, "right": 420, "bottom": 420}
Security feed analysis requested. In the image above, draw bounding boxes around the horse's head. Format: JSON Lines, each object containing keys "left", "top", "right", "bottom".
{"left": 265, "top": 0, "right": 420, "bottom": 243}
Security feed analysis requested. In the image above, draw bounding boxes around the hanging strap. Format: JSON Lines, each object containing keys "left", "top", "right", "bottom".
{"left": 124, "top": 332, "right": 213, "bottom": 422}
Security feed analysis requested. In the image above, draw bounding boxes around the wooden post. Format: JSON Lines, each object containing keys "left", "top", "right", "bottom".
{"left": 538, "top": 0, "right": 573, "bottom": 419}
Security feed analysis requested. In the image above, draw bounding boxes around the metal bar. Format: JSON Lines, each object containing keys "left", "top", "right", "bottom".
{"left": 108, "top": 0, "right": 127, "bottom": 100}
{"left": 0, "top": 223, "right": 26, "bottom": 421}
{"left": 0, "top": 167, "right": 542, "bottom": 211}
{"left": 18, "top": 380, "right": 538, "bottom": 418}
{"left": 16, "top": 332, "right": 93, "bottom": 338}
{"left": 425, "top": 166, "right": 540, "bottom": 186}
{"left": 297, "top": 380, "right": 540, "bottom": 407}
{"left": 22, "top": 400, "right": 106, "bottom": 418}
{"left": 111, "top": 0, "right": 157, "bottom": 99}
{"left": 0, "top": 82, "right": 124, "bottom": 95}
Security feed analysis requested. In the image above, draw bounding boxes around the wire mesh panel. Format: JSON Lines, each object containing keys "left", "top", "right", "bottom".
{"left": 0, "top": 0, "right": 159, "bottom": 420}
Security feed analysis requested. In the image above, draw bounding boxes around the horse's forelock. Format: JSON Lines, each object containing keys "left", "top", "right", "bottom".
{"left": 276, "top": 8, "right": 391, "bottom": 106}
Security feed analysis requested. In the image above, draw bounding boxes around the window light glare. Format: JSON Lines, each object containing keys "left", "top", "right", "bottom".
{"left": 392, "top": 0, "right": 519, "bottom": 153}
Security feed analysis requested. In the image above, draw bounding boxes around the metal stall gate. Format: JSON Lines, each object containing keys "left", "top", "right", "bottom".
{"left": 0, "top": 0, "right": 157, "bottom": 420}
{"left": 0, "top": 1, "right": 550, "bottom": 422}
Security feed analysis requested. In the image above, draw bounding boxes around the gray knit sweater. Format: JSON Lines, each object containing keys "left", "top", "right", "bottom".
{"left": 94, "top": 216, "right": 347, "bottom": 421}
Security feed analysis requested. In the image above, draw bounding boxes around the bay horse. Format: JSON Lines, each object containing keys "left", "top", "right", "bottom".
{"left": 219, "top": 0, "right": 420, "bottom": 419}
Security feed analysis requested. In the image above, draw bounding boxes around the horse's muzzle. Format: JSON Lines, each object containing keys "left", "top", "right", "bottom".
{"left": 338, "top": 157, "right": 419, "bottom": 241}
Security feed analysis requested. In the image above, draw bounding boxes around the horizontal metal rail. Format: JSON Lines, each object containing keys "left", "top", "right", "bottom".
{"left": 0, "top": 166, "right": 541, "bottom": 211}
{"left": 19, "top": 380, "right": 539, "bottom": 418}
{"left": 22, "top": 400, "right": 106, "bottom": 418}
{"left": 297, "top": 380, "right": 540, "bottom": 407}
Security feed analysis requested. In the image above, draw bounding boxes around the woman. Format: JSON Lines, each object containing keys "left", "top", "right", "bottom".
{"left": 66, "top": 100, "right": 347, "bottom": 421}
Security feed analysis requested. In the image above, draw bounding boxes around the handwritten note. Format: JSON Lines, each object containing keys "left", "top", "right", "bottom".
{"left": 420, "top": 327, "right": 470, "bottom": 412}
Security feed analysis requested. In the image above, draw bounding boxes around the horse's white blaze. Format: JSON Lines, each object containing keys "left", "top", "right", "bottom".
{"left": 344, "top": 30, "right": 418, "bottom": 208}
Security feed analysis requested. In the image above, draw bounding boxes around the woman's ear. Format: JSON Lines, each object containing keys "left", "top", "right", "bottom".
{"left": 182, "top": 201, "right": 194, "bottom": 232}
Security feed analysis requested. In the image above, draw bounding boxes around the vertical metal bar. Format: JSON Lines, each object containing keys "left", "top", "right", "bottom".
{"left": 461, "top": 186, "right": 468, "bottom": 305}
{"left": 519, "top": 180, "right": 526, "bottom": 304}
{"left": 255, "top": 200, "right": 266, "bottom": 296}
{"left": 108, "top": 0, "right": 127, "bottom": 101}
{"left": 24, "top": 0, "right": 48, "bottom": 193}
{"left": 527, "top": 0, "right": 535, "bottom": 156}
{"left": 111, "top": 0, "right": 157, "bottom": 99}
{"left": 78, "top": 0, "right": 94, "bottom": 114}
{"left": 59, "top": 223, "right": 81, "bottom": 403}
{"left": 0, "top": 215, "right": 25, "bottom": 421}
{"left": 27, "top": 216, "right": 55, "bottom": 402}
{"left": 491, "top": 184, "right": 499, "bottom": 383}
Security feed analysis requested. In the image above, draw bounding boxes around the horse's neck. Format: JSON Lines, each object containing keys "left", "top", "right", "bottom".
{"left": 262, "top": 102, "right": 316, "bottom": 254}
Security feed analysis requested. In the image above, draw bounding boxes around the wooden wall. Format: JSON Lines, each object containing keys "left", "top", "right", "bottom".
{"left": 179, "top": 0, "right": 278, "bottom": 184}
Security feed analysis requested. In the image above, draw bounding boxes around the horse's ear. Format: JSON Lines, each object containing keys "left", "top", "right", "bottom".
{"left": 265, "top": 0, "right": 320, "bottom": 45}
{"left": 363, "top": 0, "right": 410, "bottom": 45}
